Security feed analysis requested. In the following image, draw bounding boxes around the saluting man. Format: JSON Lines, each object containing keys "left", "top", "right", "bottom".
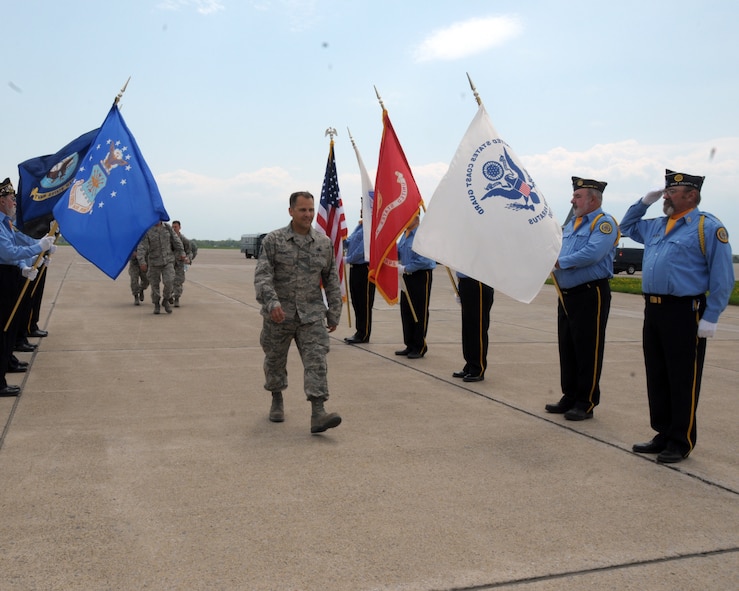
{"left": 546, "top": 177, "right": 619, "bottom": 421}
{"left": 621, "top": 169, "right": 734, "bottom": 463}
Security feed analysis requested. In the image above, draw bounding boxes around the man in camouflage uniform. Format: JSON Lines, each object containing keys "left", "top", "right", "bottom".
{"left": 171, "top": 220, "right": 195, "bottom": 308}
{"left": 128, "top": 244, "right": 149, "bottom": 306}
{"left": 254, "top": 191, "right": 342, "bottom": 434}
{"left": 137, "top": 221, "right": 187, "bottom": 315}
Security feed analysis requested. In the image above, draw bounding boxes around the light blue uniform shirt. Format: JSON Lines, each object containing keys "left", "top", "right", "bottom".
{"left": 400, "top": 228, "right": 436, "bottom": 273}
{"left": 553, "top": 207, "right": 618, "bottom": 289}
{"left": 345, "top": 223, "right": 367, "bottom": 265}
{"left": 620, "top": 199, "right": 735, "bottom": 323}
{"left": 0, "top": 215, "right": 43, "bottom": 266}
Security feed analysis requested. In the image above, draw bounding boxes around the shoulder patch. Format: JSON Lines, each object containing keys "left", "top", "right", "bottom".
{"left": 598, "top": 221, "right": 613, "bottom": 235}
{"left": 716, "top": 227, "right": 729, "bottom": 243}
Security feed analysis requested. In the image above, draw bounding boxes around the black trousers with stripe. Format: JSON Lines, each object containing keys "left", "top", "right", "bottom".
{"left": 557, "top": 278, "right": 611, "bottom": 412}
{"left": 458, "top": 277, "right": 494, "bottom": 378}
{"left": 348, "top": 263, "right": 375, "bottom": 341}
{"left": 400, "top": 269, "right": 433, "bottom": 355}
{"left": 643, "top": 294, "right": 706, "bottom": 457}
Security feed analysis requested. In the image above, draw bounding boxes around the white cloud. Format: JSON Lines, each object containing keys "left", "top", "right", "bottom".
{"left": 414, "top": 15, "right": 523, "bottom": 63}
{"left": 158, "top": 0, "right": 225, "bottom": 15}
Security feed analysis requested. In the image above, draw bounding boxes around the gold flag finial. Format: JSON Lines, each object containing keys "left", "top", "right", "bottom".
{"left": 114, "top": 77, "right": 131, "bottom": 105}
{"left": 373, "top": 85, "right": 385, "bottom": 111}
{"left": 324, "top": 127, "right": 337, "bottom": 141}
{"left": 466, "top": 72, "right": 482, "bottom": 106}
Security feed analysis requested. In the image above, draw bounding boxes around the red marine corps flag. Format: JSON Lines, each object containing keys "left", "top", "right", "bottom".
{"left": 315, "top": 131, "right": 348, "bottom": 298}
{"left": 369, "top": 94, "right": 424, "bottom": 304}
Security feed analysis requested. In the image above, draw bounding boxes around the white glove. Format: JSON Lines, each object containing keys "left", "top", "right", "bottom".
{"left": 43, "top": 257, "right": 51, "bottom": 267}
{"left": 48, "top": 243, "right": 57, "bottom": 254}
{"left": 39, "top": 236, "right": 54, "bottom": 251}
{"left": 21, "top": 267, "right": 38, "bottom": 280}
{"left": 455, "top": 295, "right": 461, "bottom": 304}
{"left": 697, "top": 319, "right": 717, "bottom": 338}
{"left": 641, "top": 188, "right": 664, "bottom": 205}
{"left": 398, "top": 265, "right": 406, "bottom": 292}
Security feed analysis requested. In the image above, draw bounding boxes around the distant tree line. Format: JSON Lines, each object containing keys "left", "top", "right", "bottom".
{"left": 192, "top": 239, "right": 240, "bottom": 249}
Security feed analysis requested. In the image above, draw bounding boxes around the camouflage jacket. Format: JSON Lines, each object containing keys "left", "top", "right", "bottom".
{"left": 137, "top": 223, "right": 185, "bottom": 267}
{"left": 254, "top": 223, "right": 341, "bottom": 326}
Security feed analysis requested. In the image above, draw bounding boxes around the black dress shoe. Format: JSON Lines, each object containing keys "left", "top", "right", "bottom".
{"left": 29, "top": 329, "right": 48, "bottom": 338}
{"left": 8, "top": 365, "right": 27, "bottom": 373}
{"left": 452, "top": 370, "right": 469, "bottom": 379}
{"left": 632, "top": 439, "right": 667, "bottom": 454}
{"left": 407, "top": 351, "right": 425, "bottom": 359}
{"left": 14, "top": 343, "right": 36, "bottom": 353}
{"left": 545, "top": 397, "right": 575, "bottom": 414}
{"left": 344, "top": 335, "right": 369, "bottom": 344}
{"left": 395, "top": 348, "right": 410, "bottom": 356}
{"left": 0, "top": 385, "right": 21, "bottom": 396}
{"left": 463, "top": 374, "right": 484, "bottom": 382}
{"left": 564, "top": 407, "right": 593, "bottom": 421}
{"left": 657, "top": 449, "right": 687, "bottom": 464}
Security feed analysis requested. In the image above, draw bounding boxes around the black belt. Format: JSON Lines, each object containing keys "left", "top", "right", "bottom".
{"left": 560, "top": 278, "right": 609, "bottom": 296}
{"left": 644, "top": 293, "right": 703, "bottom": 305}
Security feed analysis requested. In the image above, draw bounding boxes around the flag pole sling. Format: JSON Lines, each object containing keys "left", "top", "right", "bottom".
{"left": 4, "top": 222, "right": 58, "bottom": 333}
{"left": 445, "top": 267, "right": 460, "bottom": 297}
{"left": 400, "top": 276, "right": 418, "bottom": 323}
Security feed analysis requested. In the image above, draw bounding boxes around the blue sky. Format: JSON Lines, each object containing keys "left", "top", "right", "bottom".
{"left": 2, "top": 0, "right": 738, "bottom": 247}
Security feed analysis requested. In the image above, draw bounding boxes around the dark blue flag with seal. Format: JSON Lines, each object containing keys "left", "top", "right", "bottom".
{"left": 52, "top": 103, "right": 169, "bottom": 279}
{"left": 16, "top": 128, "right": 99, "bottom": 238}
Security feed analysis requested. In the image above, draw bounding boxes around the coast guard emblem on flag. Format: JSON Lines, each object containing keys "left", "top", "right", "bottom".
{"left": 478, "top": 147, "right": 541, "bottom": 212}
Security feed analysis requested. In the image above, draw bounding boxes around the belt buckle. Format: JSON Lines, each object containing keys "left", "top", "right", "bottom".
{"left": 649, "top": 296, "right": 661, "bottom": 304}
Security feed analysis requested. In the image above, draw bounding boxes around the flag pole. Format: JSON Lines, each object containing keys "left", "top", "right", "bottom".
{"left": 4, "top": 221, "right": 58, "bottom": 333}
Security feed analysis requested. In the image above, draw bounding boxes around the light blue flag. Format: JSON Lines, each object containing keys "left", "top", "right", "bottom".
{"left": 53, "top": 103, "right": 169, "bottom": 279}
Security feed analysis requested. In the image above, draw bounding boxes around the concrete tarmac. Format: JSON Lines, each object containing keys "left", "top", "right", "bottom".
{"left": 1, "top": 247, "right": 737, "bottom": 591}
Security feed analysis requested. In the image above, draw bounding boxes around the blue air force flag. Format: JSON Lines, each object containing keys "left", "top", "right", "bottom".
{"left": 52, "top": 104, "right": 169, "bottom": 279}
{"left": 413, "top": 104, "right": 562, "bottom": 303}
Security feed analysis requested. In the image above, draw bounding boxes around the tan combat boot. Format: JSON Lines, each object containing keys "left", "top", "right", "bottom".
{"left": 162, "top": 298, "right": 172, "bottom": 314}
{"left": 269, "top": 392, "right": 284, "bottom": 423}
{"left": 310, "top": 398, "right": 341, "bottom": 433}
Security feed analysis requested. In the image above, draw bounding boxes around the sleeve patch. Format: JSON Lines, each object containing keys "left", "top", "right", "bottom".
{"left": 716, "top": 227, "right": 729, "bottom": 244}
{"left": 599, "top": 221, "right": 613, "bottom": 235}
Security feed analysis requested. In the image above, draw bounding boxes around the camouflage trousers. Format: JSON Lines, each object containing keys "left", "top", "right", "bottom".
{"left": 128, "top": 263, "right": 149, "bottom": 296}
{"left": 260, "top": 314, "right": 330, "bottom": 400}
{"left": 146, "top": 263, "right": 175, "bottom": 303}
{"left": 173, "top": 261, "right": 186, "bottom": 298}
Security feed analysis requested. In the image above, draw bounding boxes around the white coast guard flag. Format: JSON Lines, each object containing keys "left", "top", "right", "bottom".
{"left": 413, "top": 105, "right": 562, "bottom": 303}
{"left": 349, "top": 138, "right": 375, "bottom": 262}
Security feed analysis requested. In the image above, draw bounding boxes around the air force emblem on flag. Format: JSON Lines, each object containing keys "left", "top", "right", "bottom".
{"left": 66, "top": 140, "right": 131, "bottom": 215}
{"left": 466, "top": 141, "right": 552, "bottom": 224}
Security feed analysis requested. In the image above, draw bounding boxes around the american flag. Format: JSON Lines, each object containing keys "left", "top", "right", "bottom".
{"left": 316, "top": 140, "right": 348, "bottom": 296}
